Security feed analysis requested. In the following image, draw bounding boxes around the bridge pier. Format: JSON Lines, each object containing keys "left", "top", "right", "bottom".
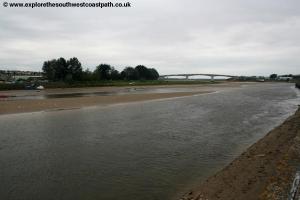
{"left": 185, "top": 75, "right": 189, "bottom": 80}
{"left": 210, "top": 76, "right": 214, "bottom": 82}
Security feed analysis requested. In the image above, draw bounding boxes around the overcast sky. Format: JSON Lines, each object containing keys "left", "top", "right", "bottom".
{"left": 0, "top": 0, "right": 299, "bottom": 75}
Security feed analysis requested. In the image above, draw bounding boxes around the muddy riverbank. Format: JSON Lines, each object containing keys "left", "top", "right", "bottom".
{"left": 0, "top": 82, "right": 248, "bottom": 115}
{"left": 179, "top": 107, "right": 300, "bottom": 200}
{"left": 0, "top": 91, "right": 211, "bottom": 115}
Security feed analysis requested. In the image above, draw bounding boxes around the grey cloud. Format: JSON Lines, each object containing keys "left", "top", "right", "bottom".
{"left": 0, "top": 0, "right": 299, "bottom": 75}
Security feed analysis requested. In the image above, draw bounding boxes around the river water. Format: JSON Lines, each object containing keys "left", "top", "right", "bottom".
{"left": 0, "top": 83, "right": 299, "bottom": 200}
{"left": 0, "top": 86, "right": 201, "bottom": 100}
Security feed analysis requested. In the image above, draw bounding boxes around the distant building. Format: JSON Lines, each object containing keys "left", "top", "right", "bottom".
{"left": 13, "top": 75, "right": 43, "bottom": 81}
{"left": 0, "top": 70, "right": 44, "bottom": 82}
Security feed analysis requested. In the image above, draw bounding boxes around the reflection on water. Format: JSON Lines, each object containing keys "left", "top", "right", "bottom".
{"left": 0, "top": 91, "right": 114, "bottom": 100}
{"left": 0, "top": 83, "right": 299, "bottom": 200}
{"left": 0, "top": 87, "right": 198, "bottom": 100}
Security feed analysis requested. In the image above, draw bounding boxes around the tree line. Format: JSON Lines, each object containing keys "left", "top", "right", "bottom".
{"left": 42, "top": 57, "right": 159, "bottom": 82}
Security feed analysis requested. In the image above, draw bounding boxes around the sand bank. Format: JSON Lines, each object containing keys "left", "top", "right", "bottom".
{"left": 0, "top": 91, "right": 211, "bottom": 115}
{"left": 0, "top": 82, "right": 250, "bottom": 115}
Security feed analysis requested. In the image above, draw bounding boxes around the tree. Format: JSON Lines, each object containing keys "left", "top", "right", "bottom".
{"left": 95, "top": 64, "right": 112, "bottom": 80}
{"left": 270, "top": 74, "right": 277, "bottom": 80}
{"left": 134, "top": 65, "right": 159, "bottom": 80}
{"left": 82, "top": 68, "right": 96, "bottom": 81}
{"left": 55, "top": 57, "right": 68, "bottom": 81}
{"left": 42, "top": 58, "right": 160, "bottom": 82}
{"left": 135, "top": 65, "right": 150, "bottom": 80}
{"left": 66, "top": 57, "right": 83, "bottom": 81}
{"left": 42, "top": 59, "right": 57, "bottom": 81}
{"left": 121, "top": 67, "right": 138, "bottom": 80}
{"left": 42, "top": 57, "right": 82, "bottom": 82}
{"left": 110, "top": 67, "right": 120, "bottom": 80}
{"left": 148, "top": 68, "right": 159, "bottom": 80}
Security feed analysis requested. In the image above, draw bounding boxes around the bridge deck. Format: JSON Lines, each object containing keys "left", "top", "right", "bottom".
{"left": 160, "top": 74, "right": 237, "bottom": 78}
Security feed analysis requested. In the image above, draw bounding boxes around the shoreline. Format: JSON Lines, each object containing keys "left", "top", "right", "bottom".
{"left": 0, "top": 82, "right": 245, "bottom": 95}
{"left": 0, "top": 82, "right": 251, "bottom": 115}
{"left": 179, "top": 107, "right": 300, "bottom": 200}
{"left": 0, "top": 91, "right": 213, "bottom": 115}
{"left": 0, "top": 91, "right": 212, "bottom": 115}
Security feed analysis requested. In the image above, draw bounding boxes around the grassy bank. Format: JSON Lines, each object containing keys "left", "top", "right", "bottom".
{"left": 0, "top": 80, "right": 221, "bottom": 90}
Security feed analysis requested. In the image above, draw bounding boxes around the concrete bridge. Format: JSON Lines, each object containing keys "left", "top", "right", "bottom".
{"left": 159, "top": 73, "right": 238, "bottom": 81}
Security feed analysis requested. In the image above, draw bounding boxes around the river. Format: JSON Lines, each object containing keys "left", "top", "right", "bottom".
{"left": 0, "top": 83, "right": 299, "bottom": 200}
